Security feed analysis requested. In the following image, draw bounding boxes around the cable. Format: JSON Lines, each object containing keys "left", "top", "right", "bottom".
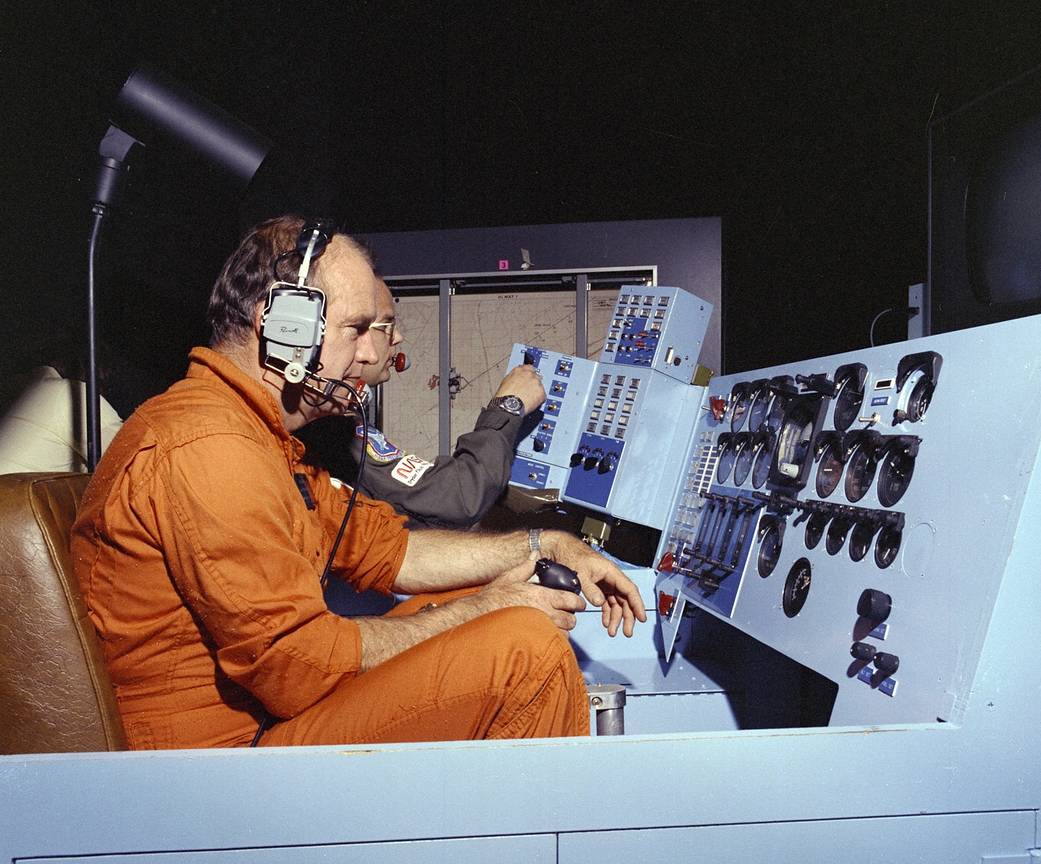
{"left": 250, "top": 381, "right": 367, "bottom": 747}
{"left": 868, "top": 307, "right": 895, "bottom": 348}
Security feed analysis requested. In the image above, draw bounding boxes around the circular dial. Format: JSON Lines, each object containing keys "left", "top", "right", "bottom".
{"left": 874, "top": 526, "right": 901, "bottom": 569}
{"left": 775, "top": 404, "right": 816, "bottom": 482}
{"left": 733, "top": 434, "right": 755, "bottom": 486}
{"left": 716, "top": 434, "right": 736, "bottom": 484}
{"left": 730, "top": 383, "right": 751, "bottom": 432}
{"left": 782, "top": 558, "right": 812, "bottom": 618}
{"left": 804, "top": 512, "right": 829, "bottom": 549}
{"left": 815, "top": 440, "right": 844, "bottom": 498}
{"left": 844, "top": 445, "right": 878, "bottom": 503}
{"left": 878, "top": 448, "right": 916, "bottom": 507}
{"left": 748, "top": 385, "right": 772, "bottom": 433}
{"left": 766, "top": 390, "right": 787, "bottom": 432}
{"left": 833, "top": 368, "right": 865, "bottom": 431}
{"left": 849, "top": 522, "right": 875, "bottom": 562}
{"left": 752, "top": 438, "right": 774, "bottom": 488}
{"left": 898, "top": 368, "right": 934, "bottom": 423}
{"left": 757, "top": 521, "right": 782, "bottom": 578}
{"left": 826, "top": 518, "right": 852, "bottom": 555}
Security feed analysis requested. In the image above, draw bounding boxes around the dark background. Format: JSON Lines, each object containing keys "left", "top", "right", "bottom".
{"left": 5, "top": 1, "right": 1041, "bottom": 413}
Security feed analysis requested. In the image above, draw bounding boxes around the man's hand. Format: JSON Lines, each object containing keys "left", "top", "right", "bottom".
{"left": 540, "top": 531, "right": 648, "bottom": 637}
{"left": 473, "top": 559, "right": 587, "bottom": 632}
{"left": 494, "top": 365, "right": 546, "bottom": 416}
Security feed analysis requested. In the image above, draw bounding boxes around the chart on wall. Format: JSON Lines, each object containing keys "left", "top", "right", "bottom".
{"left": 381, "top": 289, "right": 618, "bottom": 456}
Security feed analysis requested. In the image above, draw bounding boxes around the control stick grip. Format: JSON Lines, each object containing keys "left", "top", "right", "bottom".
{"left": 534, "top": 558, "right": 582, "bottom": 594}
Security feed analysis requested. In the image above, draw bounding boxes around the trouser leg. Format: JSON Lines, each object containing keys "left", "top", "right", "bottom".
{"left": 260, "top": 607, "right": 589, "bottom": 746}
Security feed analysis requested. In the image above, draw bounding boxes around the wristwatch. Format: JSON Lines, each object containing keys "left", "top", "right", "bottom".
{"left": 488, "top": 395, "right": 525, "bottom": 416}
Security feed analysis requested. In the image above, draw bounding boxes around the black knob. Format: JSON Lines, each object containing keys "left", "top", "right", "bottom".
{"left": 534, "top": 559, "right": 581, "bottom": 594}
{"left": 857, "top": 588, "right": 892, "bottom": 623}
{"left": 873, "top": 652, "right": 900, "bottom": 676}
{"left": 533, "top": 439, "right": 546, "bottom": 452}
{"left": 583, "top": 455, "right": 598, "bottom": 470}
{"left": 569, "top": 452, "right": 583, "bottom": 467}
{"left": 850, "top": 641, "right": 876, "bottom": 662}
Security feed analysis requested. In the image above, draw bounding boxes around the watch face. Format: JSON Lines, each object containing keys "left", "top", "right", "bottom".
{"left": 493, "top": 395, "right": 524, "bottom": 415}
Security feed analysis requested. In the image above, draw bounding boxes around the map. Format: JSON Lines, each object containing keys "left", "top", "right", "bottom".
{"left": 381, "top": 289, "right": 619, "bottom": 457}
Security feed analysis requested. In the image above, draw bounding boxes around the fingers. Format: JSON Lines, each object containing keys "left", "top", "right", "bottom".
{"left": 548, "top": 610, "right": 578, "bottom": 632}
{"left": 497, "top": 559, "right": 536, "bottom": 583}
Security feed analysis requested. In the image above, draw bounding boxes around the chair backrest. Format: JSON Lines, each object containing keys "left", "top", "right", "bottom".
{"left": 0, "top": 472, "right": 126, "bottom": 753}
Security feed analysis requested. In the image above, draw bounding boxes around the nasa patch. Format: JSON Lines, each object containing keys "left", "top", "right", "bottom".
{"left": 358, "top": 424, "right": 404, "bottom": 464}
{"left": 391, "top": 453, "right": 434, "bottom": 487}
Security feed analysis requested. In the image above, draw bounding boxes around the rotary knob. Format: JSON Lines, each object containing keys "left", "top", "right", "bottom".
{"left": 857, "top": 588, "right": 892, "bottom": 623}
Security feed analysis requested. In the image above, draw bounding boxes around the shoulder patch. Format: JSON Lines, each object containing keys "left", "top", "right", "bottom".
{"left": 390, "top": 453, "right": 434, "bottom": 487}
{"left": 358, "top": 424, "right": 403, "bottom": 464}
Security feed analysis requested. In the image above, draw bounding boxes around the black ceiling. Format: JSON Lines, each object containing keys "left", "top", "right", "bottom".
{"left": 6, "top": 1, "right": 1041, "bottom": 393}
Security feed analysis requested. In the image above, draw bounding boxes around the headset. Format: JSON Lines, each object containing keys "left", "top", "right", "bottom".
{"left": 259, "top": 219, "right": 345, "bottom": 398}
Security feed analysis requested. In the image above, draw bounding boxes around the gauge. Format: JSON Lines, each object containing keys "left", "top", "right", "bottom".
{"left": 849, "top": 522, "right": 875, "bottom": 562}
{"left": 715, "top": 434, "right": 736, "bottom": 484}
{"left": 782, "top": 558, "right": 812, "bottom": 618}
{"left": 844, "top": 445, "right": 878, "bottom": 503}
{"left": 752, "top": 437, "right": 774, "bottom": 488}
{"left": 897, "top": 369, "right": 934, "bottom": 423}
{"left": 766, "top": 389, "right": 787, "bottom": 432}
{"left": 874, "top": 526, "right": 901, "bottom": 569}
{"left": 757, "top": 521, "right": 782, "bottom": 578}
{"left": 833, "top": 365, "right": 866, "bottom": 432}
{"left": 804, "top": 512, "right": 829, "bottom": 549}
{"left": 775, "top": 401, "right": 818, "bottom": 483}
{"left": 815, "top": 439, "right": 844, "bottom": 498}
{"left": 826, "top": 518, "right": 851, "bottom": 555}
{"left": 747, "top": 383, "right": 772, "bottom": 432}
{"left": 730, "top": 383, "right": 751, "bottom": 432}
{"left": 878, "top": 447, "right": 916, "bottom": 507}
{"left": 733, "top": 434, "right": 755, "bottom": 485}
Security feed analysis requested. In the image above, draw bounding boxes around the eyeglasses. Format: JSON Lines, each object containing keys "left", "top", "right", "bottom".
{"left": 370, "top": 321, "right": 396, "bottom": 341}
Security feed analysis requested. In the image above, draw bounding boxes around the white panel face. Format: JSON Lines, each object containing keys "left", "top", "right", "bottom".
{"left": 381, "top": 289, "right": 616, "bottom": 456}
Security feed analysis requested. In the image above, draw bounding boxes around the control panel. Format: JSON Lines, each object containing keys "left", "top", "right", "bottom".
{"left": 508, "top": 346, "right": 598, "bottom": 493}
{"left": 600, "top": 285, "right": 712, "bottom": 383}
{"left": 561, "top": 368, "right": 704, "bottom": 529}
{"left": 508, "top": 286, "right": 713, "bottom": 525}
{"left": 654, "top": 315, "right": 1041, "bottom": 725}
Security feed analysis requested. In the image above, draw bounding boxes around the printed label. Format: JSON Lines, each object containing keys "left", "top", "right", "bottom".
{"left": 391, "top": 454, "right": 434, "bottom": 487}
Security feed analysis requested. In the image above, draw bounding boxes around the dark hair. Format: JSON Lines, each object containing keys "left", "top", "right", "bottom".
{"left": 207, "top": 215, "right": 374, "bottom": 348}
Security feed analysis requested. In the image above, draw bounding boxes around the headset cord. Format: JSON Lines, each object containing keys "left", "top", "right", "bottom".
{"left": 250, "top": 385, "right": 368, "bottom": 747}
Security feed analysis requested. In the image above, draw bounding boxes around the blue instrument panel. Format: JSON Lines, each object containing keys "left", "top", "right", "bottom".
{"left": 508, "top": 345, "right": 598, "bottom": 493}
{"left": 655, "top": 315, "right": 1041, "bottom": 726}
{"left": 600, "top": 285, "right": 712, "bottom": 383}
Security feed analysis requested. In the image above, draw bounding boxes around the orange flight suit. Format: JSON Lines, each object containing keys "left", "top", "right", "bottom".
{"left": 71, "top": 348, "right": 588, "bottom": 749}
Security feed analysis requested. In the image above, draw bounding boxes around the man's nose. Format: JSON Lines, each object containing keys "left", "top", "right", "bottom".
{"left": 354, "top": 329, "right": 380, "bottom": 363}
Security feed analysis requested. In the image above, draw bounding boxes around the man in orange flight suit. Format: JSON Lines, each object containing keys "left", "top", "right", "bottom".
{"left": 71, "top": 215, "right": 645, "bottom": 749}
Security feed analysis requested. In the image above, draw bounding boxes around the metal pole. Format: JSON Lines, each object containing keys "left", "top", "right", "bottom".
{"left": 588, "top": 683, "right": 626, "bottom": 736}
{"left": 575, "top": 273, "right": 588, "bottom": 357}
{"left": 438, "top": 278, "right": 452, "bottom": 457}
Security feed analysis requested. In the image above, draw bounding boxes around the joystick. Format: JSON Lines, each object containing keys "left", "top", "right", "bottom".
{"left": 534, "top": 559, "right": 582, "bottom": 594}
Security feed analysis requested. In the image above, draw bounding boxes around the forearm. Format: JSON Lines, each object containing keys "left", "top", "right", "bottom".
{"left": 393, "top": 527, "right": 532, "bottom": 594}
{"left": 354, "top": 593, "right": 495, "bottom": 671}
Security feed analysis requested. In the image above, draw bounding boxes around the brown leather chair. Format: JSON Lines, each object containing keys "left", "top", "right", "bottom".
{"left": 0, "top": 472, "right": 126, "bottom": 753}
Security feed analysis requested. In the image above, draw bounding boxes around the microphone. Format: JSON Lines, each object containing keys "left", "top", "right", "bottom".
{"left": 393, "top": 352, "right": 411, "bottom": 373}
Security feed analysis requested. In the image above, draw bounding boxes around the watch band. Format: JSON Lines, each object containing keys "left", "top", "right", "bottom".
{"left": 488, "top": 395, "right": 525, "bottom": 416}
{"left": 528, "top": 528, "right": 543, "bottom": 555}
